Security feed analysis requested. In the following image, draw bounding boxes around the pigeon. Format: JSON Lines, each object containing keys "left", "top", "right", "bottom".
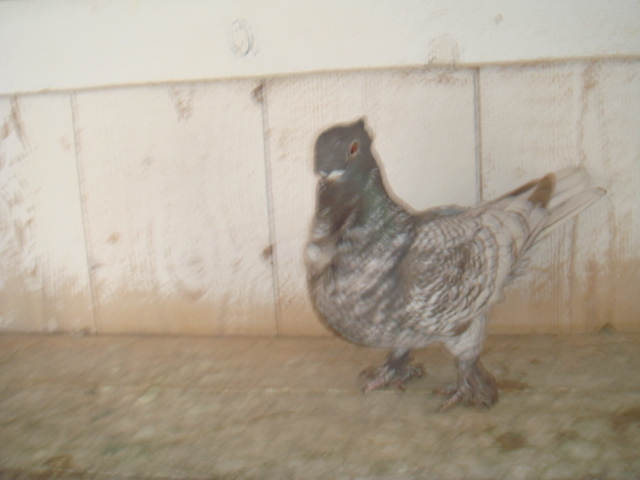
{"left": 305, "top": 118, "right": 605, "bottom": 411}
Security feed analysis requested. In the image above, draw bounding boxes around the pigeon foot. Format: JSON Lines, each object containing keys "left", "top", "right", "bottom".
{"left": 360, "top": 348, "right": 425, "bottom": 392}
{"left": 435, "top": 358, "right": 498, "bottom": 411}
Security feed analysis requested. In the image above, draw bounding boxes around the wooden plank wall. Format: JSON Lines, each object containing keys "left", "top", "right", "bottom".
{"left": 0, "top": 60, "right": 638, "bottom": 335}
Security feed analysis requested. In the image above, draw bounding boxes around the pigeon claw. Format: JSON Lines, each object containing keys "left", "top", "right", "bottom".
{"left": 434, "top": 358, "right": 499, "bottom": 411}
{"left": 359, "top": 349, "right": 425, "bottom": 393}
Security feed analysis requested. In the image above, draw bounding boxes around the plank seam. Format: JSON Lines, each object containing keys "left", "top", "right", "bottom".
{"left": 473, "top": 67, "right": 484, "bottom": 203}
{"left": 70, "top": 93, "right": 101, "bottom": 334}
{"left": 258, "top": 80, "right": 282, "bottom": 336}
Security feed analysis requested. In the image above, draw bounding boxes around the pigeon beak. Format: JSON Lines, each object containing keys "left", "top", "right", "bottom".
{"left": 324, "top": 169, "right": 345, "bottom": 184}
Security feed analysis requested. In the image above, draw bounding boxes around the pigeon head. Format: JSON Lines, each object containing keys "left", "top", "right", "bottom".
{"left": 313, "top": 118, "right": 377, "bottom": 191}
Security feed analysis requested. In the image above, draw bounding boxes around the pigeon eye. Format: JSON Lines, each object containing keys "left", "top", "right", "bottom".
{"left": 348, "top": 141, "right": 359, "bottom": 157}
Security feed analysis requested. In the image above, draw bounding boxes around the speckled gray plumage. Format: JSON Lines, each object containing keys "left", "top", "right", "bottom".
{"left": 305, "top": 119, "right": 605, "bottom": 410}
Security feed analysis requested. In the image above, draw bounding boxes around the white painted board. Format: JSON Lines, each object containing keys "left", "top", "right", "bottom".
{"left": 572, "top": 61, "right": 640, "bottom": 332}
{"left": 2, "top": 0, "right": 639, "bottom": 94}
{"left": 0, "top": 94, "right": 94, "bottom": 332}
{"left": 74, "top": 80, "right": 276, "bottom": 335}
{"left": 265, "top": 69, "right": 477, "bottom": 335}
{"left": 479, "top": 61, "right": 638, "bottom": 333}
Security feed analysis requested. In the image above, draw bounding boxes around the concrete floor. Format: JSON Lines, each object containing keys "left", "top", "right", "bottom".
{"left": 1, "top": 332, "right": 639, "bottom": 480}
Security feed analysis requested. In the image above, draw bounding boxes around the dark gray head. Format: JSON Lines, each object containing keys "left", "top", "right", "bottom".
{"left": 313, "top": 118, "right": 377, "bottom": 189}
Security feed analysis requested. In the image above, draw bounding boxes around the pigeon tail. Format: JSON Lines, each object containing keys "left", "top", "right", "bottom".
{"left": 539, "top": 167, "right": 606, "bottom": 239}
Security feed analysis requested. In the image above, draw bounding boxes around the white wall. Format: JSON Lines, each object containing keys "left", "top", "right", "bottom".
{"left": 1, "top": 2, "right": 639, "bottom": 335}
{"left": 1, "top": 0, "right": 639, "bottom": 94}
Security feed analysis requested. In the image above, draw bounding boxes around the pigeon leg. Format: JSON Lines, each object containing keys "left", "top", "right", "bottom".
{"left": 436, "top": 358, "right": 498, "bottom": 411}
{"left": 437, "top": 313, "right": 498, "bottom": 410}
{"left": 360, "top": 348, "right": 425, "bottom": 392}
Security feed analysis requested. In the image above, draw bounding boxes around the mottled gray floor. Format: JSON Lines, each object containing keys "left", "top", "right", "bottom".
{"left": 1, "top": 332, "right": 639, "bottom": 480}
